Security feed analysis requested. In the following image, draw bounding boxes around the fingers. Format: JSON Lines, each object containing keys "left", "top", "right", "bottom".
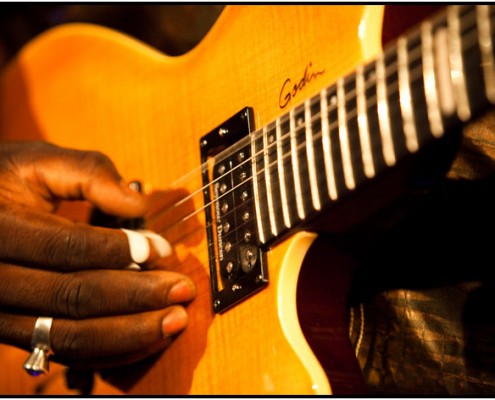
{"left": 0, "top": 264, "right": 195, "bottom": 318}
{"left": 51, "top": 307, "right": 189, "bottom": 359}
{"left": 0, "top": 307, "right": 189, "bottom": 369}
{"left": 0, "top": 141, "right": 172, "bottom": 272}
{"left": 0, "top": 141, "right": 147, "bottom": 217}
{"left": 0, "top": 142, "right": 194, "bottom": 371}
{"left": 41, "top": 148, "right": 148, "bottom": 218}
{"left": 0, "top": 262, "right": 196, "bottom": 369}
{"left": 121, "top": 229, "right": 172, "bottom": 269}
{"left": 0, "top": 205, "right": 171, "bottom": 271}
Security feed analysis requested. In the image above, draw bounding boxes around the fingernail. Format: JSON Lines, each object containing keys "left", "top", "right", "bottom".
{"left": 127, "top": 181, "right": 142, "bottom": 193}
{"left": 124, "top": 262, "right": 142, "bottom": 271}
{"left": 161, "top": 307, "right": 188, "bottom": 337}
{"left": 168, "top": 280, "right": 196, "bottom": 303}
{"left": 138, "top": 230, "right": 172, "bottom": 258}
{"left": 121, "top": 229, "right": 149, "bottom": 264}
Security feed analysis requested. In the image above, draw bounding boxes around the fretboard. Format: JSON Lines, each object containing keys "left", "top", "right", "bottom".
{"left": 251, "top": 4, "right": 495, "bottom": 246}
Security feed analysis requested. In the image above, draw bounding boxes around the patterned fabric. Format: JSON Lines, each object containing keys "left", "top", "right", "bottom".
{"left": 350, "top": 111, "right": 495, "bottom": 395}
{"left": 351, "top": 284, "right": 495, "bottom": 395}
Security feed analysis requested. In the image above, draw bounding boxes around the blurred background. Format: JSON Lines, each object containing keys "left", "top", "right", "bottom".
{"left": 0, "top": 4, "right": 224, "bottom": 67}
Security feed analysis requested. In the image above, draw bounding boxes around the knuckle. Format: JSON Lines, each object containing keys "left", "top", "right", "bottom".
{"left": 30, "top": 141, "right": 57, "bottom": 153}
{"left": 129, "top": 273, "right": 169, "bottom": 310}
{"left": 54, "top": 321, "right": 97, "bottom": 360}
{"left": 43, "top": 225, "right": 89, "bottom": 271}
{"left": 81, "top": 150, "right": 114, "bottom": 174}
{"left": 57, "top": 322, "right": 81, "bottom": 358}
{"left": 0, "top": 312, "right": 29, "bottom": 348}
{"left": 51, "top": 273, "right": 96, "bottom": 318}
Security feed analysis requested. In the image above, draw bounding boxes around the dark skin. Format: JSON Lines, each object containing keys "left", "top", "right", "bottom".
{"left": 0, "top": 140, "right": 196, "bottom": 369}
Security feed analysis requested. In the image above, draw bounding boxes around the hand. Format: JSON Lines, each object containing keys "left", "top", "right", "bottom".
{"left": 0, "top": 141, "right": 196, "bottom": 369}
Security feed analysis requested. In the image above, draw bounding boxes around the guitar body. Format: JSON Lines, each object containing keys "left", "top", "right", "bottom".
{"left": 0, "top": 5, "right": 402, "bottom": 394}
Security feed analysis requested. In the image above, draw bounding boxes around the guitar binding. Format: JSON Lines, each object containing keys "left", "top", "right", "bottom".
{"left": 200, "top": 107, "right": 268, "bottom": 313}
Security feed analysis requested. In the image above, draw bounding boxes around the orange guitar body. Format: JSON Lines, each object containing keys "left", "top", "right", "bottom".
{"left": 0, "top": 5, "right": 428, "bottom": 394}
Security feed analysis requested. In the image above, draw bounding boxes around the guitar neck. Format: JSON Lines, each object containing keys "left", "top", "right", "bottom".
{"left": 252, "top": 4, "right": 495, "bottom": 246}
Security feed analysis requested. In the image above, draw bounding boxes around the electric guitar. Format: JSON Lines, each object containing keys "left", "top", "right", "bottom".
{"left": 0, "top": 5, "right": 493, "bottom": 394}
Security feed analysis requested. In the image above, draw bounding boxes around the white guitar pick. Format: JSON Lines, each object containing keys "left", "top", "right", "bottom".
{"left": 121, "top": 229, "right": 172, "bottom": 270}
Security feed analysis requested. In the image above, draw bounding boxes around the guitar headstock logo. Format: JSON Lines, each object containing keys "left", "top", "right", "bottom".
{"left": 279, "top": 62, "right": 326, "bottom": 109}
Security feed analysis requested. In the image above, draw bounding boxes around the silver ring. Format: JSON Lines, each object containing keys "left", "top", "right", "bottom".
{"left": 23, "top": 317, "right": 53, "bottom": 376}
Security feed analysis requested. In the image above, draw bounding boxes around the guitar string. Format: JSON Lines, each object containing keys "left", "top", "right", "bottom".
{"left": 163, "top": 33, "right": 488, "bottom": 262}
{"left": 151, "top": 9, "right": 484, "bottom": 277}
{"left": 151, "top": 16, "right": 482, "bottom": 251}
{"left": 154, "top": 17, "right": 483, "bottom": 260}
{"left": 149, "top": 5, "right": 481, "bottom": 237}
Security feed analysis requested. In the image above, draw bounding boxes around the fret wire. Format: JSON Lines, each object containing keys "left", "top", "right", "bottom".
{"left": 376, "top": 54, "right": 396, "bottom": 166}
{"left": 290, "top": 108, "right": 306, "bottom": 220}
{"left": 422, "top": 21, "right": 445, "bottom": 138}
{"left": 250, "top": 131, "right": 266, "bottom": 243}
{"left": 397, "top": 37, "right": 419, "bottom": 152}
{"left": 434, "top": 27, "right": 457, "bottom": 118}
{"left": 320, "top": 88, "right": 338, "bottom": 200}
{"left": 477, "top": 5, "right": 495, "bottom": 103}
{"left": 356, "top": 65, "right": 375, "bottom": 178}
{"left": 448, "top": 5, "right": 472, "bottom": 121}
{"left": 305, "top": 99, "right": 322, "bottom": 210}
{"left": 263, "top": 126, "right": 278, "bottom": 236}
{"left": 337, "top": 78, "right": 356, "bottom": 189}
{"left": 276, "top": 118, "right": 292, "bottom": 228}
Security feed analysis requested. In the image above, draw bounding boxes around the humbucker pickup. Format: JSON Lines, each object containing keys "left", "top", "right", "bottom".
{"left": 200, "top": 108, "right": 268, "bottom": 313}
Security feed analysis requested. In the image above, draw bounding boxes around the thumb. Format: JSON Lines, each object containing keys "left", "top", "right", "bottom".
{"left": 39, "top": 146, "right": 148, "bottom": 218}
